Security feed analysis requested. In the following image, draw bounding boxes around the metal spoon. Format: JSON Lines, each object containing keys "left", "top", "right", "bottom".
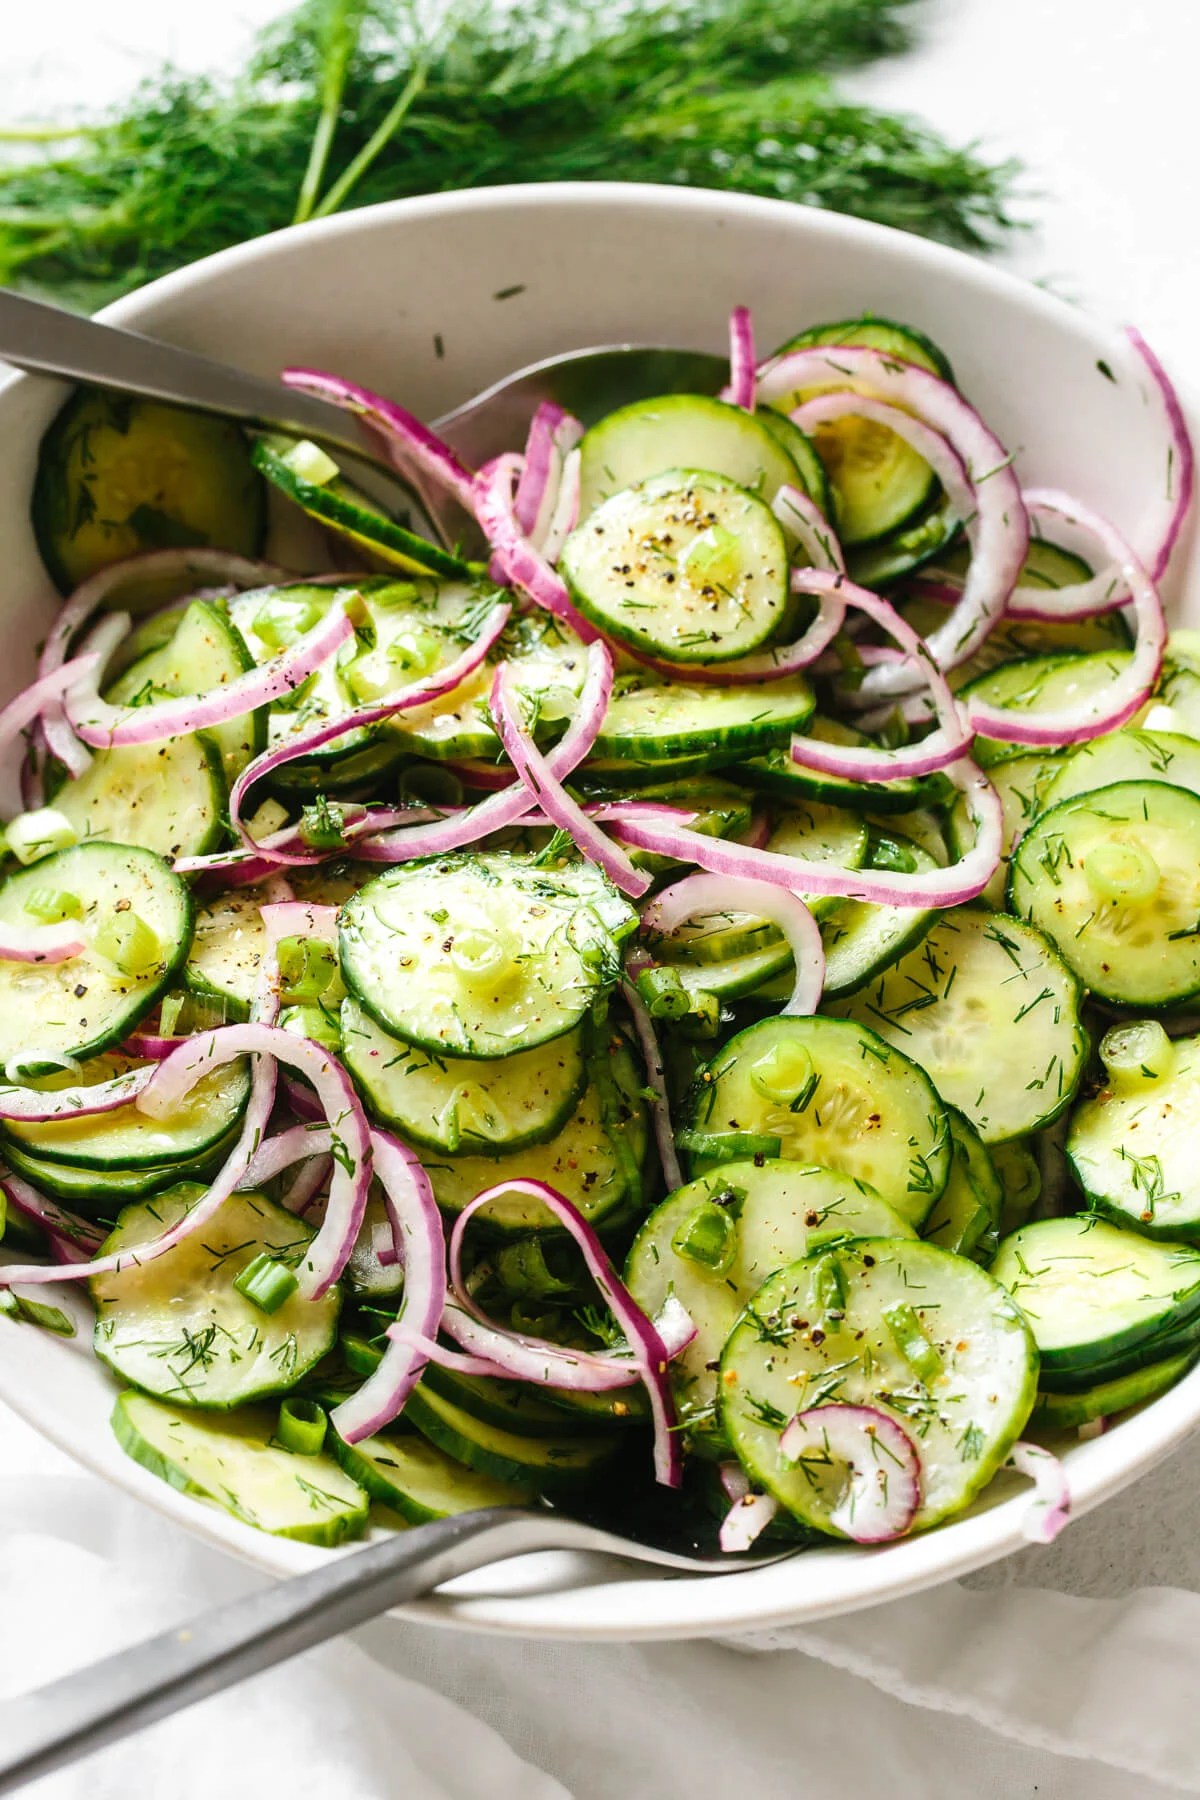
{"left": 0, "top": 1500, "right": 785, "bottom": 1793}
{"left": 0, "top": 288, "right": 727, "bottom": 548}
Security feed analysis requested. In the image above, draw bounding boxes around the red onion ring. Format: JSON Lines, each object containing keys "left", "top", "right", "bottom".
{"left": 0, "top": 651, "right": 99, "bottom": 785}
{"left": 0, "top": 921, "right": 87, "bottom": 967}
{"left": 0, "top": 1169, "right": 104, "bottom": 1259}
{"left": 964, "top": 489, "right": 1165, "bottom": 745}
{"left": 643, "top": 871, "right": 824, "bottom": 1015}
{"left": 719, "top": 1491, "right": 780, "bottom": 1553}
{"left": 0, "top": 1064, "right": 154, "bottom": 1121}
{"left": 490, "top": 657, "right": 648, "bottom": 897}
{"left": 515, "top": 402, "right": 570, "bottom": 535}
{"left": 475, "top": 454, "right": 599, "bottom": 641}
{"left": 725, "top": 305, "right": 757, "bottom": 412}
{"left": 281, "top": 367, "right": 478, "bottom": 517}
{"left": 1006, "top": 1440, "right": 1071, "bottom": 1544}
{"left": 1129, "top": 326, "right": 1195, "bottom": 584}
{"left": 620, "top": 979, "right": 683, "bottom": 1193}
{"left": 779, "top": 1402, "right": 922, "bottom": 1542}
{"left": 538, "top": 446, "right": 582, "bottom": 566}
{"left": 757, "top": 345, "right": 1029, "bottom": 696}
{"left": 331, "top": 1128, "right": 446, "bottom": 1443}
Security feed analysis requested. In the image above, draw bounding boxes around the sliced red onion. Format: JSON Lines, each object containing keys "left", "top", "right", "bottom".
{"left": 121, "top": 1033, "right": 186, "bottom": 1059}
{"left": 0, "top": 651, "right": 99, "bottom": 783}
{"left": 174, "top": 803, "right": 434, "bottom": 879}
{"left": 719, "top": 1491, "right": 780, "bottom": 1554}
{"left": 771, "top": 485, "right": 847, "bottom": 573}
{"left": 279, "top": 1155, "right": 332, "bottom": 1216}
{"left": 281, "top": 367, "right": 478, "bottom": 517}
{"left": 724, "top": 305, "right": 757, "bottom": 412}
{"left": 45, "top": 613, "right": 132, "bottom": 777}
{"left": 719, "top": 1459, "right": 751, "bottom": 1503}
{"left": 356, "top": 636, "right": 613, "bottom": 863}
{"left": 239, "top": 1122, "right": 333, "bottom": 1188}
{"left": 474, "top": 454, "right": 599, "bottom": 641}
{"left": 620, "top": 979, "right": 683, "bottom": 1194}
{"left": 538, "top": 447, "right": 582, "bottom": 566}
{"left": 1129, "top": 327, "right": 1195, "bottom": 584}
{"left": 448, "top": 1181, "right": 689, "bottom": 1486}
{"left": 0, "top": 921, "right": 87, "bottom": 967}
{"left": 789, "top": 571, "right": 972, "bottom": 778}
{"left": 779, "top": 1402, "right": 922, "bottom": 1543}
{"left": 389, "top": 1328, "right": 511, "bottom": 1382}
{"left": 609, "top": 757, "right": 1001, "bottom": 907}
{"left": 1077, "top": 1416, "right": 1109, "bottom": 1442}
{"left": 331, "top": 1128, "right": 446, "bottom": 1443}
{"left": 643, "top": 871, "right": 824, "bottom": 1015}
{"left": 66, "top": 596, "right": 358, "bottom": 749}
{"left": 515, "top": 402, "right": 569, "bottom": 534}
{"left": 0, "top": 1169, "right": 105, "bottom": 1258}
{"left": 490, "top": 657, "right": 648, "bottom": 897}
{"left": 0, "top": 1063, "right": 154, "bottom": 1121}
{"left": 965, "top": 490, "right": 1165, "bottom": 745}
{"left": 1006, "top": 1440, "right": 1071, "bottom": 1544}
{"left": 758, "top": 345, "right": 1028, "bottom": 695}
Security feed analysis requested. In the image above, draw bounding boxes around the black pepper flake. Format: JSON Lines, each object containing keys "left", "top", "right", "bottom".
{"left": 73, "top": 983, "right": 88, "bottom": 998}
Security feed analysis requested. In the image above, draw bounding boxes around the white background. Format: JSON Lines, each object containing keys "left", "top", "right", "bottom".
{"left": 4, "top": 3, "right": 1200, "bottom": 1795}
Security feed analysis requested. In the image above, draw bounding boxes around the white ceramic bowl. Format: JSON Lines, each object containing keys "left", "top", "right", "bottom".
{"left": 2, "top": 183, "right": 1198, "bottom": 1642}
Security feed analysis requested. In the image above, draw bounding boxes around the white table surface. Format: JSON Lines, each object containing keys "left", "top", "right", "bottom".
{"left": 4, "top": 2, "right": 1200, "bottom": 1794}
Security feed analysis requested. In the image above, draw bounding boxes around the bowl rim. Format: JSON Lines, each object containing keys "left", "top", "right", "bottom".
{"left": 2, "top": 179, "right": 1198, "bottom": 1641}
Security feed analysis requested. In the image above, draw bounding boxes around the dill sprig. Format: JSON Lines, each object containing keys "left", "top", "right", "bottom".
{"left": 0, "top": 0, "right": 1020, "bottom": 311}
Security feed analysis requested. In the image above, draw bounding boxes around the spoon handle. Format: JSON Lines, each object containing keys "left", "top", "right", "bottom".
{"left": 0, "top": 1507, "right": 547, "bottom": 1794}
{"left": 0, "top": 287, "right": 373, "bottom": 464}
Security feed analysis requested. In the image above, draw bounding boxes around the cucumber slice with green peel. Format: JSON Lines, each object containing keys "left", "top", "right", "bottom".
{"left": 33, "top": 389, "right": 265, "bottom": 595}
{"left": 50, "top": 731, "right": 227, "bottom": 862}
{"left": 991, "top": 1138, "right": 1043, "bottom": 1237}
{"left": 1040, "top": 730, "right": 1200, "bottom": 813}
{"left": 676, "top": 941, "right": 793, "bottom": 1004}
{"left": 330, "top": 1424, "right": 533, "bottom": 1520}
{"left": 112, "top": 1390, "right": 367, "bottom": 1546}
{"left": 340, "top": 997, "right": 589, "bottom": 1155}
{"left": 1067, "top": 1029, "right": 1200, "bottom": 1238}
{"left": 720, "top": 1236, "right": 1037, "bottom": 1534}
{"left": 0, "top": 842, "right": 192, "bottom": 1072}
{"left": 934, "top": 535, "right": 1094, "bottom": 593}
{"left": 828, "top": 908, "right": 1087, "bottom": 1143}
{"left": 252, "top": 434, "right": 475, "bottom": 581}
{"left": 1030, "top": 1351, "right": 1195, "bottom": 1428}
{"left": 339, "top": 853, "right": 633, "bottom": 1060}
{"left": 594, "top": 671, "right": 815, "bottom": 763}
{"left": 735, "top": 718, "right": 940, "bottom": 813}
{"left": 1009, "top": 781, "right": 1200, "bottom": 1008}
{"left": 768, "top": 317, "right": 950, "bottom": 545}
{"left": 339, "top": 1189, "right": 404, "bottom": 1299}
{"left": 426, "top": 1035, "right": 648, "bottom": 1233}
{"left": 682, "top": 1015, "right": 950, "bottom": 1224}
{"left": 946, "top": 751, "right": 1064, "bottom": 909}
{"left": 562, "top": 471, "right": 791, "bottom": 664}
{"left": 1152, "top": 633, "right": 1200, "bottom": 738}
{"left": 92, "top": 1186, "right": 340, "bottom": 1407}
{"left": 961, "top": 653, "right": 1137, "bottom": 764}
{"left": 2, "top": 1051, "right": 249, "bottom": 1168}
{"left": 991, "top": 1216, "right": 1200, "bottom": 1374}
{"left": 1, "top": 1133, "right": 240, "bottom": 1212}
{"left": 105, "top": 600, "right": 264, "bottom": 782}
{"left": 403, "top": 1382, "right": 618, "bottom": 1492}
{"left": 577, "top": 393, "right": 809, "bottom": 518}
{"left": 818, "top": 834, "right": 940, "bottom": 998}
{"left": 921, "top": 1106, "right": 1003, "bottom": 1260}
{"left": 185, "top": 882, "right": 275, "bottom": 1018}
{"left": 625, "top": 1160, "right": 916, "bottom": 1454}
{"left": 580, "top": 750, "right": 734, "bottom": 785}
{"left": 846, "top": 493, "right": 961, "bottom": 590}
{"left": 754, "top": 409, "right": 833, "bottom": 519}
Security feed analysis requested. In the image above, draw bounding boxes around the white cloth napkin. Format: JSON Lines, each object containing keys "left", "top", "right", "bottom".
{"left": 4, "top": 1400, "right": 1199, "bottom": 1800}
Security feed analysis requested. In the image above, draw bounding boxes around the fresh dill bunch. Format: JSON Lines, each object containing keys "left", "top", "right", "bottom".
{"left": 0, "top": 0, "right": 1019, "bottom": 311}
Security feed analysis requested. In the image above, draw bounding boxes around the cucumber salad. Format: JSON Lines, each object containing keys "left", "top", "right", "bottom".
{"left": 0, "top": 306, "right": 1195, "bottom": 1556}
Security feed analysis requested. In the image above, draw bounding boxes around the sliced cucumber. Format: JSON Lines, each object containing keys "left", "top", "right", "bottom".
{"left": 624, "top": 1160, "right": 916, "bottom": 1454}
{"left": 921, "top": 1106, "right": 1003, "bottom": 1259}
{"left": 112, "top": 1390, "right": 367, "bottom": 1545}
{"left": 577, "top": 393, "right": 808, "bottom": 518}
{"left": 562, "top": 471, "right": 790, "bottom": 664}
{"left": 818, "top": 832, "right": 940, "bottom": 997}
{"left": 105, "top": 599, "right": 263, "bottom": 782}
{"left": 721, "top": 1237, "right": 1037, "bottom": 1534}
{"left": 426, "top": 1034, "right": 647, "bottom": 1232}
{"left": 828, "top": 907, "right": 1086, "bottom": 1142}
{"left": 339, "top": 853, "right": 633, "bottom": 1059}
{"left": 51, "top": 731, "right": 226, "bottom": 862}
{"left": 946, "top": 751, "right": 1063, "bottom": 909}
{"left": 594, "top": 671, "right": 814, "bottom": 762}
{"left": 992, "top": 1137, "right": 1044, "bottom": 1238}
{"left": 846, "top": 493, "right": 961, "bottom": 590}
{"left": 991, "top": 1216, "right": 1200, "bottom": 1374}
{"left": 2, "top": 1052, "right": 249, "bottom": 1168}
{"left": 93, "top": 1187, "right": 340, "bottom": 1406}
{"left": 1153, "top": 632, "right": 1200, "bottom": 737}
{"left": 934, "top": 535, "right": 1094, "bottom": 594}
{"left": 1040, "top": 729, "right": 1200, "bottom": 813}
{"left": 252, "top": 434, "right": 473, "bottom": 580}
{"left": 754, "top": 409, "right": 833, "bottom": 519}
{"left": 768, "top": 317, "right": 951, "bottom": 544}
{"left": 1009, "top": 781, "right": 1200, "bottom": 1008}
{"left": 185, "top": 883, "right": 273, "bottom": 1018}
{"left": 682, "top": 1015, "right": 950, "bottom": 1224}
{"left": 900, "top": 596, "right": 1127, "bottom": 698}
{"left": 736, "top": 717, "right": 940, "bottom": 812}
{"left": 340, "top": 997, "right": 588, "bottom": 1155}
{"left": 1067, "top": 1029, "right": 1200, "bottom": 1238}
{"left": 1, "top": 1134, "right": 239, "bottom": 1212}
{"left": 33, "top": 390, "right": 265, "bottom": 595}
{"left": 1030, "top": 1351, "right": 1194, "bottom": 1428}
{"left": 403, "top": 1382, "right": 617, "bottom": 1492}
{"left": 961, "top": 653, "right": 1136, "bottom": 763}
{"left": 0, "top": 842, "right": 192, "bottom": 1071}
{"left": 331, "top": 1423, "right": 532, "bottom": 1519}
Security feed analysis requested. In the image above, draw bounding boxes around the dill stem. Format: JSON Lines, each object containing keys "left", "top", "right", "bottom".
{"left": 293, "top": 0, "right": 363, "bottom": 226}
{"left": 0, "top": 124, "right": 102, "bottom": 143}
{"left": 310, "top": 60, "right": 429, "bottom": 220}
